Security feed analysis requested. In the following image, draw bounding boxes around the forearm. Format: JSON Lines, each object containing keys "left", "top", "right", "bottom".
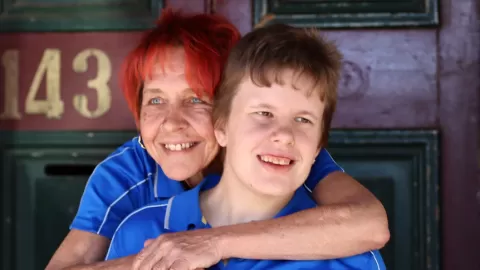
{"left": 214, "top": 201, "right": 389, "bottom": 260}
{"left": 57, "top": 256, "right": 133, "bottom": 270}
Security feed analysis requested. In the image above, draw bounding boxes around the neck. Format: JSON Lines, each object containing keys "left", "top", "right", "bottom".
{"left": 190, "top": 152, "right": 224, "bottom": 188}
{"left": 186, "top": 172, "right": 203, "bottom": 188}
{"left": 200, "top": 163, "right": 293, "bottom": 227}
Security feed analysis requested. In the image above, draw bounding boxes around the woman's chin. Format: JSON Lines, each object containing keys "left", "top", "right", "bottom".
{"left": 163, "top": 166, "right": 202, "bottom": 182}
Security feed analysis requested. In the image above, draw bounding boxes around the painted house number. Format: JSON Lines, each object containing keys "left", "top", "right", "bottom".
{"left": 1, "top": 48, "right": 112, "bottom": 120}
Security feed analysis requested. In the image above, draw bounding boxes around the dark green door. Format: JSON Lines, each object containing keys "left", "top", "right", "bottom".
{"left": 328, "top": 130, "right": 440, "bottom": 270}
{"left": 1, "top": 131, "right": 135, "bottom": 270}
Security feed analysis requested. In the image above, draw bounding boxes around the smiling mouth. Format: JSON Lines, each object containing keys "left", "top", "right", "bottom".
{"left": 258, "top": 155, "right": 294, "bottom": 166}
{"left": 163, "top": 142, "right": 199, "bottom": 151}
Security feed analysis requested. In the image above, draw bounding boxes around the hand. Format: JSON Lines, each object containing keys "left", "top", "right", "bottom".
{"left": 132, "top": 229, "right": 222, "bottom": 270}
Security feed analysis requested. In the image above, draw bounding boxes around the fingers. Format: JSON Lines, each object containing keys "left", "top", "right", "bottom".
{"left": 144, "top": 239, "right": 154, "bottom": 248}
{"left": 151, "top": 259, "right": 169, "bottom": 270}
{"left": 134, "top": 239, "right": 165, "bottom": 270}
{"left": 166, "top": 259, "right": 190, "bottom": 270}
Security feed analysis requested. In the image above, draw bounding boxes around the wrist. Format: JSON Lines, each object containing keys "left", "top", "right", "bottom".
{"left": 210, "top": 228, "right": 234, "bottom": 259}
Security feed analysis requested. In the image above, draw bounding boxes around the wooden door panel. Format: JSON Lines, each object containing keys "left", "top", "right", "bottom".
{"left": 252, "top": 0, "right": 439, "bottom": 28}
{"left": 0, "top": 0, "right": 165, "bottom": 32}
{"left": 328, "top": 130, "right": 439, "bottom": 270}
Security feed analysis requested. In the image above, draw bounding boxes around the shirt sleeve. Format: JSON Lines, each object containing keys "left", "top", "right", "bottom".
{"left": 304, "top": 148, "right": 344, "bottom": 191}
{"left": 70, "top": 145, "right": 146, "bottom": 239}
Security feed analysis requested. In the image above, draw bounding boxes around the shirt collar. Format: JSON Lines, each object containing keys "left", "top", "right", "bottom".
{"left": 154, "top": 164, "right": 187, "bottom": 199}
{"left": 164, "top": 174, "right": 220, "bottom": 231}
{"left": 273, "top": 186, "right": 315, "bottom": 218}
{"left": 163, "top": 175, "right": 312, "bottom": 231}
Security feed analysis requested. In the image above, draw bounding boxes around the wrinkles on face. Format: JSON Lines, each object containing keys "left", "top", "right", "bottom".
{"left": 138, "top": 48, "right": 219, "bottom": 181}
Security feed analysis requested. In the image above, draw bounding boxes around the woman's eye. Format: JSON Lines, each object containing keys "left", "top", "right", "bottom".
{"left": 190, "top": 97, "right": 204, "bottom": 104}
{"left": 295, "top": 117, "right": 312, "bottom": 124}
{"left": 256, "top": 111, "right": 273, "bottom": 117}
{"left": 149, "top": 97, "right": 163, "bottom": 105}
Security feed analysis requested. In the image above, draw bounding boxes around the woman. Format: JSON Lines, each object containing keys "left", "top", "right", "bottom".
{"left": 105, "top": 22, "right": 386, "bottom": 270}
{"left": 46, "top": 9, "right": 389, "bottom": 270}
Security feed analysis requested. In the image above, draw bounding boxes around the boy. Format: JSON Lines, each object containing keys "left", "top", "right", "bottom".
{"left": 105, "top": 23, "right": 386, "bottom": 270}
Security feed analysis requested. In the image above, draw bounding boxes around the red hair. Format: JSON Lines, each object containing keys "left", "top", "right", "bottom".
{"left": 121, "top": 9, "right": 241, "bottom": 123}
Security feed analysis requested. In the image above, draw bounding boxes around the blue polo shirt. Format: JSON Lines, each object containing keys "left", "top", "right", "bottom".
{"left": 70, "top": 136, "right": 343, "bottom": 239}
{"left": 105, "top": 175, "right": 385, "bottom": 270}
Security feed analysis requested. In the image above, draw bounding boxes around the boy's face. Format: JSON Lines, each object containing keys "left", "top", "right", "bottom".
{"left": 215, "top": 70, "right": 324, "bottom": 197}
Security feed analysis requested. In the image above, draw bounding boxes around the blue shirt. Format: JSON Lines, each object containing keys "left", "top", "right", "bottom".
{"left": 70, "top": 136, "right": 343, "bottom": 239}
{"left": 105, "top": 175, "right": 385, "bottom": 270}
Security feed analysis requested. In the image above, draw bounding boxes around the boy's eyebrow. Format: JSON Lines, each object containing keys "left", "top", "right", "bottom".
{"left": 250, "top": 103, "right": 319, "bottom": 121}
{"left": 297, "top": 110, "right": 319, "bottom": 121}
{"left": 250, "top": 103, "right": 274, "bottom": 110}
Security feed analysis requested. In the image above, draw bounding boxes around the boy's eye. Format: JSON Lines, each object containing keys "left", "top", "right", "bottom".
{"left": 256, "top": 111, "right": 273, "bottom": 117}
{"left": 295, "top": 117, "right": 312, "bottom": 124}
{"left": 149, "top": 97, "right": 164, "bottom": 105}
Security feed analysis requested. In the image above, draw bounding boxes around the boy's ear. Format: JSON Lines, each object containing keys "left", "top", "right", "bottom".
{"left": 214, "top": 119, "right": 228, "bottom": 147}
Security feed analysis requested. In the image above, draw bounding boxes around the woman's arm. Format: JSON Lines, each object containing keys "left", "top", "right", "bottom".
{"left": 130, "top": 171, "right": 389, "bottom": 269}
{"left": 218, "top": 171, "right": 389, "bottom": 259}
{"left": 45, "top": 230, "right": 133, "bottom": 270}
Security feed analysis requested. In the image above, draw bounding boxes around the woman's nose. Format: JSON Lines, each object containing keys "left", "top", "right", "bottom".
{"left": 161, "top": 108, "right": 188, "bottom": 132}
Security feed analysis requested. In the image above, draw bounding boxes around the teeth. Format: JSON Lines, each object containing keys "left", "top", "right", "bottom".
{"left": 259, "top": 155, "right": 292, "bottom": 165}
{"left": 164, "top": 142, "right": 195, "bottom": 151}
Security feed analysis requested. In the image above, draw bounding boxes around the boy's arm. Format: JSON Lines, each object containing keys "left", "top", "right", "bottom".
{"left": 131, "top": 171, "right": 389, "bottom": 269}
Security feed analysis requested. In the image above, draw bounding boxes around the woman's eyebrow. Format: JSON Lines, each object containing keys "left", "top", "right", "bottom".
{"left": 143, "top": 88, "right": 163, "bottom": 94}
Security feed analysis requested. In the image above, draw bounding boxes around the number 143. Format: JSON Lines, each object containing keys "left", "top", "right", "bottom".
{"left": 1, "top": 48, "right": 112, "bottom": 120}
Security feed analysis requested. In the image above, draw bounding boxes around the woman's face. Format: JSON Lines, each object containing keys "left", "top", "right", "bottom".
{"left": 139, "top": 48, "right": 219, "bottom": 181}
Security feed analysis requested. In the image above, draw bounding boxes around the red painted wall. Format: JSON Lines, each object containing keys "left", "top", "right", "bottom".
{"left": 0, "top": 32, "right": 140, "bottom": 130}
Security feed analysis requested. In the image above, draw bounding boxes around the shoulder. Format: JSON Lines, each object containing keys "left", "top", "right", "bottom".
{"left": 89, "top": 136, "right": 156, "bottom": 185}
{"left": 98, "top": 137, "right": 155, "bottom": 174}
{"left": 291, "top": 187, "right": 318, "bottom": 211}
{"left": 119, "top": 200, "right": 170, "bottom": 228}
{"left": 272, "top": 187, "right": 317, "bottom": 218}
{"left": 112, "top": 200, "right": 170, "bottom": 241}
{"left": 304, "top": 148, "right": 344, "bottom": 191}
{"left": 106, "top": 200, "right": 171, "bottom": 259}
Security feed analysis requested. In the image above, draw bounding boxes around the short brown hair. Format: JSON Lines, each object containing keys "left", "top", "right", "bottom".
{"left": 213, "top": 23, "right": 342, "bottom": 147}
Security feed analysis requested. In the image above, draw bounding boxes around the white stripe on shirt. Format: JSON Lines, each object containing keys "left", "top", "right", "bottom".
{"left": 105, "top": 203, "right": 168, "bottom": 259}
